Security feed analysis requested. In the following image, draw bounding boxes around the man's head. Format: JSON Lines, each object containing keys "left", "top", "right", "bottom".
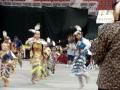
{"left": 113, "top": 2, "right": 120, "bottom": 21}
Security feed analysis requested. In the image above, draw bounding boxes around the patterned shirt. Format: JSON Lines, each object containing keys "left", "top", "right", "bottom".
{"left": 91, "top": 21, "right": 120, "bottom": 90}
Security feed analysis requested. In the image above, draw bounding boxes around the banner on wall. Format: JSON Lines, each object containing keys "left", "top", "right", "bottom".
{"left": 0, "top": 0, "right": 71, "bottom": 4}
{"left": 0, "top": 0, "right": 71, "bottom": 7}
{"left": 0, "top": 0, "right": 99, "bottom": 16}
{"left": 96, "top": 10, "right": 114, "bottom": 24}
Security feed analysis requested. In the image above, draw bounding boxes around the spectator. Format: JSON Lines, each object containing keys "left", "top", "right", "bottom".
{"left": 91, "top": 2, "right": 120, "bottom": 90}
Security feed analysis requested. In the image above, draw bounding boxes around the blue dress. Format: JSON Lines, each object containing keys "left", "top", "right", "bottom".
{"left": 72, "top": 41, "right": 88, "bottom": 76}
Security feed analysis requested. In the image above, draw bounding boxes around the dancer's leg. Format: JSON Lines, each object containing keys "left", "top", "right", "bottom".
{"left": 77, "top": 75, "right": 84, "bottom": 89}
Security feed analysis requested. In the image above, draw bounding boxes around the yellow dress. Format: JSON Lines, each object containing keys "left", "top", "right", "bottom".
{"left": 31, "top": 42, "right": 44, "bottom": 80}
{"left": 0, "top": 43, "right": 16, "bottom": 82}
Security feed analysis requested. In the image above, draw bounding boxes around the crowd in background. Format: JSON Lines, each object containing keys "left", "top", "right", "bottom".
{"left": 0, "top": 23, "right": 94, "bottom": 88}
{"left": 1, "top": 2, "right": 120, "bottom": 89}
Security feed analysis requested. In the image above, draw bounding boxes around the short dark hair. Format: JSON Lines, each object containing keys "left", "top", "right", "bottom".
{"left": 113, "top": 2, "right": 119, "bottom": 10}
